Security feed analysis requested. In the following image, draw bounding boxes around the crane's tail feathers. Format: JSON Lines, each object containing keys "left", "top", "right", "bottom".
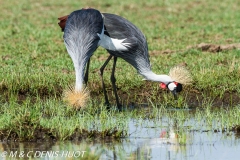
{"left": 169, "top": 66, "right": 193, "bottom": 85}
{"left": 58, "top": 15, "right": 69, "bottom": 32}
{"left": 63, "top": 86, "right": 90, "bottom": 109}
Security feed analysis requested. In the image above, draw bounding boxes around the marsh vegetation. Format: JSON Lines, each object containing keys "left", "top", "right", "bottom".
{"left": 1, "top": 1, "right": 240, "bottom": 159}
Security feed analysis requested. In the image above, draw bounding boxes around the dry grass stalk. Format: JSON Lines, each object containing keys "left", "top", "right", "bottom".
{"left": 229, "top": 56, "right": 236, "bottom": 73}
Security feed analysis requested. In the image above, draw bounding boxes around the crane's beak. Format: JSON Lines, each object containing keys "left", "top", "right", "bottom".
{"left": 171, "top": 88, "right": 177, "bottom": 100}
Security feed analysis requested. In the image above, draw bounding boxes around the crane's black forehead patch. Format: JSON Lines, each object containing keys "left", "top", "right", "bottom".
{"left": 176, "top": 83, "right": 182, "bottom": 92}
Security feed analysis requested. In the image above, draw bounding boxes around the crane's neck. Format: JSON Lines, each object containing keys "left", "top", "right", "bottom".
{"left": 141, "top": 71, "right": 173, "bottom": 84}
{"left": 75, "top": 66, "right": 84, "bottom": 91}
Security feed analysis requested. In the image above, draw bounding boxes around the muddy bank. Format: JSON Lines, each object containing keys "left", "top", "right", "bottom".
{"left": 91, "top": 81, "right": 240, "bottom": 108}
{"left": 1, "top": 81, "right": 240, "bottom": 108}
{"left": 0, "top": 127, "right": 123, "bottom": 142}
{"left": 191, "top": 43, "right": 240, "bottom": 53}
{"left": 150, "top": 43, "right": 240, "bottom": 55}
{"left": 1, "top": 83, "right": 240, "bottom": 142}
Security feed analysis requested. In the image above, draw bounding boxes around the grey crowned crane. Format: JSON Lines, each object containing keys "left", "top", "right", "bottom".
{"left": 58, "top": 8, "right": 191, "bottom": 110}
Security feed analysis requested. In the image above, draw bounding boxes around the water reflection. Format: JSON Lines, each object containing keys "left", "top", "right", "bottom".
{"left": 1, "top": 119, "right": 240, "bottom": 160}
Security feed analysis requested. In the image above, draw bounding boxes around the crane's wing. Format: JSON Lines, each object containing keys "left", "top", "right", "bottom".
{"left": 58, "top": 10, "right": 151, "bottom": 73}
{"left": 102, "top": 13, "right": 151, "bottom": 72}
{"left": 102, "top": 13, "right": 141, "bottom": 52}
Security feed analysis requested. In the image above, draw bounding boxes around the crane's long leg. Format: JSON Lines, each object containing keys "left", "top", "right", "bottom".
{"left": 100, "top": 55, "right": 113, "bottom": 106}
{"left": 84, "top": 59, "right": 90, "bottom": 85}
{"left": 111, "top": 57, "right": 122, "bottom": 110}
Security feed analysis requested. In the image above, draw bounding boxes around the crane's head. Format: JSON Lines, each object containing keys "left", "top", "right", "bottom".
{"left": 63, "top": 86, "right": 90, "bottom": 110}
{"left": 158, "top": 66, "right": 192, "bottom": 100}
{"left": 160, "top": 82, "right": 182, "bottom": 100}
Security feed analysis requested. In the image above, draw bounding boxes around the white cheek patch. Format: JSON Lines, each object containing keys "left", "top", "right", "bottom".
{"left": 168, "top": 83, "right": 176, "bottom": 91}
{"left": 98, "top": 34, "right": 129, "bottom": 51}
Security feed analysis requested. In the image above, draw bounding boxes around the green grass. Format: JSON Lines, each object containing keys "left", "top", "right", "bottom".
{"left": 1, "top": 0, "right": 240, "bottom": 141}
{"left": 0, "top": 97, "right": 130, "bottom": 141}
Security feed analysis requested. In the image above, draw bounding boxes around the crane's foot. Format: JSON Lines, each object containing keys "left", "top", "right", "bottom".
{"left": 117, "top": 104, "right": 123, "bottom": 112}
{"left": 105, "top": 102, "right": 123, "bottom": 111}
{"left": 104, "top": 101, "right": 111, "bottom": 110}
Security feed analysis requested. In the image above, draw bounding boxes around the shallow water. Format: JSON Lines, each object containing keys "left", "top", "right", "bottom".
{"left": 1, "top": 118, "right": 240, "bottom": 160}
